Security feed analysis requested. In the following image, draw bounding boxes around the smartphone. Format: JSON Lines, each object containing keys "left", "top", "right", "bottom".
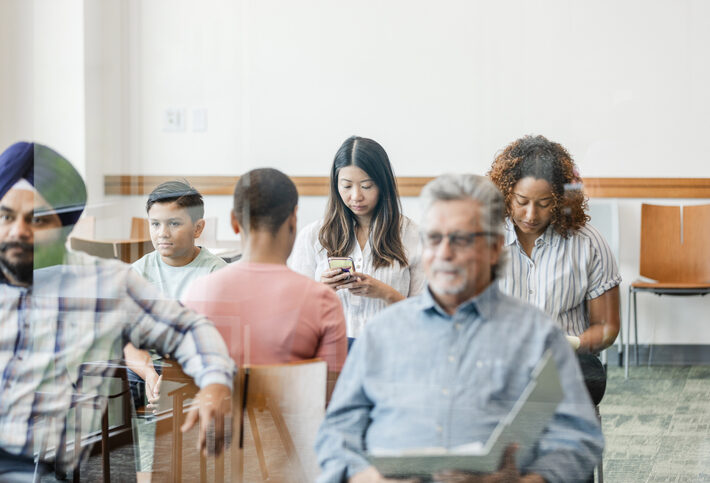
{"left": 328, "top": 257, "right": 355, "bottom": 275}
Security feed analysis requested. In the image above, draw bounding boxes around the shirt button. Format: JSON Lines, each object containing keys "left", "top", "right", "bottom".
{"left": 528, "top": 290, "right": 533, "bottom": 295}
{"left": 436, "top": 425, "right": 443, "bottom": 433}
{"left": 455, "top": 323, "right": 462, "bottom": 330}
{"left": 448, "top": 356, "right": 455, "bottom": 363}
{"left": 476, "top": 361, "right": 483, "bottom": 368}
{"left": 442, "top": 388, "right": 449, "bottom": 396}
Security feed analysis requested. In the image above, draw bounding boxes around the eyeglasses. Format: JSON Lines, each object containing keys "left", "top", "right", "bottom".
{"left": 421, "top": 231, "right": 498, "bottom": 249}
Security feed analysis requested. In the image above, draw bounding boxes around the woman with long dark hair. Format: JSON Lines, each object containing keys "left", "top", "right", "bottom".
{"left": 289, "top": 136, "right": 424, "bottom": 343}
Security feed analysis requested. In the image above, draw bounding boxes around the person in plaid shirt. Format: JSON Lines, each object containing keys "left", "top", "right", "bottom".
{"left": 0, "top": 142, "right": 235, "bottom": 480}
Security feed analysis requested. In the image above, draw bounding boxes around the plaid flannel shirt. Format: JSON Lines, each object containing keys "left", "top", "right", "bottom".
{"left": 0, "top": 250, "right": 235, "bottom": 469}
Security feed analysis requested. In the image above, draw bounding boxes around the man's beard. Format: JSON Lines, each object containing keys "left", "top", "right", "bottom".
{"left": 0, "top": 241, "right": 34, "bottom": 285}
{"left": 428, "top": 263, "right": 468, "bottom": 296}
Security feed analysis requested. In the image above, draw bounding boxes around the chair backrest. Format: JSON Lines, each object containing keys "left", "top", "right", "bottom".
{"left": 70, "top": 237, "right": 116, "bottom": 260}
{"left": 639, "top": 203, "right": 710, "bottom": 282}
{"left": 152, "top": 359, "right": 326, "bottom": 483}
{"left": 131, "top": 217, "right": 150, "bottom": 239}
{"left": 69, "top": 237, "right": 154, "bottom": 264}
{"left": 113, "top": 238, "right": 155, "bottom": 264}
{"left": 240, "top": 359, "right": 327, "bottom": 483}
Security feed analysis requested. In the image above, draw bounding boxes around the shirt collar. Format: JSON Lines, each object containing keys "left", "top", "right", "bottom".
{"left": 418, "top": 282, "right": 502, "bottom": 320}
{"left": 504, "top": 217, "right": 560, "bottom": 249}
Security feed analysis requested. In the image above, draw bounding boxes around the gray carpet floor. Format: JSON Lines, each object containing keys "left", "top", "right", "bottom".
{"left": 51, "top": 364, "right": 710, "bottom": 482}
{"left": 600, "top": 365, "right": 710, "bottom": 482}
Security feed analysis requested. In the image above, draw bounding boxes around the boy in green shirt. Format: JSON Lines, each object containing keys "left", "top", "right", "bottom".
{"left": 126, "top": 180, "right": 227, "bottom": 480}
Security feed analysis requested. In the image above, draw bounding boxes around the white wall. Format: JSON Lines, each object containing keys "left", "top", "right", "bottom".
{"left": 120, "top": 0, "right": 710, "bottom": 178}
{"left": 0, "top": 0, "right": 85, "bottom": 173}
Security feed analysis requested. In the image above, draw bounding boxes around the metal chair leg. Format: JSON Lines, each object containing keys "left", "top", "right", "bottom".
{"left": 595, "top": 406, "right": 603, "bottom": 483}
{"left": 633, "top": 290, "right": 639, "bottom": 366}
{"left": 625, "top": 286, "right": 632, "bottom": 379}
{"left": 616, "top": 301, "right": 624, "bottom": 367}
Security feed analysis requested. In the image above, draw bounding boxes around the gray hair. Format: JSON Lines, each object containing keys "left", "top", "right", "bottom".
{"left": 420, "top": 174, "right": 506, "bottom": 234}
{"left": 419, "top": 174, "right": 507, "bottom": 279}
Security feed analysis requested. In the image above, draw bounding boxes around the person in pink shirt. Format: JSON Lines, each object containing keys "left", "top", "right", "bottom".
{"left": 181, "top": 168, "right": 347, "bottom": 395}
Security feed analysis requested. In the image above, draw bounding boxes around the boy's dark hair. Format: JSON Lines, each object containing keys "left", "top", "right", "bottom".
{"left": 233, "top": 168, "right": 298, "bottom": 235}
{"left": 146, "top": 179, "right": 204, "bottom": 222}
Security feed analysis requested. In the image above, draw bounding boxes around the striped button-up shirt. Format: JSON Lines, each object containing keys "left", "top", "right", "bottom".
{"left": 499, "top": 218, "right": 621, "bottom": 336}
{"left": 289, "top": 216, "right": 426, "bottom": 338}
{"left": 0, "top": 250, "right": 235, "bottom": 469}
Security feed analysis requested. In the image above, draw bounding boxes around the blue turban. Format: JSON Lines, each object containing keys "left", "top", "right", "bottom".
{"left": 0, "top": 142, "right": 86, "bottom": 227}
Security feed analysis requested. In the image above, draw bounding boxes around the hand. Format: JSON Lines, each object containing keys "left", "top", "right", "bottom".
{"left": 350, "top": 466, "right": 420, "bottom": 483}
{"left": 338, "top": 272, "right": 404, "bottom": 304}
{"left": 433, "top": 445, "right": 533, "bottom": 483}
{"left": 565, "top": 335, "right": 581, "bottom": 351}
{"left": 180, "top": 383, "right": 232, "bottom": 456}
{"left": 145, "top": 373, "right": 162, "bottom": 414}
{"left": 320, "top": 268, "right": 353, "bottom": 290}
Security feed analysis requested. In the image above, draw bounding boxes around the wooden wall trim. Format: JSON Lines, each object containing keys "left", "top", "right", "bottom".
{"left": 105, "top": 175, "right": 710, "bottom": 199}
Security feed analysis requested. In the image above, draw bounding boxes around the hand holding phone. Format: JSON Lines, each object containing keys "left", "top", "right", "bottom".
{"left": 321, "top": 257, "right": 355, "bottom": 290}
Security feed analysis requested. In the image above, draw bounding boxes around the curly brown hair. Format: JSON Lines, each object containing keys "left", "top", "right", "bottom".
{"left": 487, "top": 135, "right": 589, "bottom": 237}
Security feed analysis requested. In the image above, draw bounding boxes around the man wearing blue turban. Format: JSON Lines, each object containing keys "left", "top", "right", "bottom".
{"left": 0, "top": 142, "right": 235, "bottom": 480}
{"left": 0, "top": 142, "right": 87, "bottom": 286}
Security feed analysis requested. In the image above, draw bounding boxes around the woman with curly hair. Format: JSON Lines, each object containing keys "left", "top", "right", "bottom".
{"left": 488, "top": 135, "right": 621, "bottom": 402}
{"left": 289, "top": 136, "right": 425, "bottom": 347}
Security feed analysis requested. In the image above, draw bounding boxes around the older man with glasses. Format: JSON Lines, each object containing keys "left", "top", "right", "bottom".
{"left": 315, "top": 174, "right": 603, "bottom": 483}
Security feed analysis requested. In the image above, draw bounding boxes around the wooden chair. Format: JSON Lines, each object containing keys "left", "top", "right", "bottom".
{"left": 238, "top": 360, "right": 326, "bottom": 483}
{"left": 626, "top": 204, "right": 710, "bottom": 377}
{"left": 42, "top": 362, "right": 134, "bottom": 482}
{"left": 153, "top": 359, "right": 326, "bottom": 482}
{"left": 70, "top": 237, "right": 155, "bottom": 264}
{"left": 131, "top": 217, "right": 150, "bottom": 239}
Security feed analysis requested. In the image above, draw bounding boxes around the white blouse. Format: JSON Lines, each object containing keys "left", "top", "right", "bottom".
{"left": 288, "top": 216, "right": 426, "bottom": 338}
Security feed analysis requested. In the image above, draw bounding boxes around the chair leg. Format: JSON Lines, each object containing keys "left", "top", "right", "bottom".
{"left": 616, "top": 298, "right": 624, "bottom": 367}
{"left": 633, "top": 290, "right": 639, "bottom": 366}
{"left": 597, "top": 457, "right": 604, "bottom": 483}
{"left": 200, "top": 421, "right": 207, "bottom": 483}
{"left": 74, "top": 403, "right": 81, "bottom": 483}
{"left": 248, "top": 407, "right": 269, "bottom": 480}
{"left": 595, "top": 406, "right": 603, "bottom": 483}
{"left": 269, "top": 402, "right": 308, "bottom": 483}
{"left": 625, "top": 286, "right": 632, "bottom": 379}
{"left": 172, "top": 392, "right": 184, "bottom": 482}
{"left": 101, "top": 409, "right": 110, "bottom": 482}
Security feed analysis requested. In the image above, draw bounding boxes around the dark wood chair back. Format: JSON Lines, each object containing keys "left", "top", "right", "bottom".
{"left": 70, "top": 237, "right": 154, "bottom": 264}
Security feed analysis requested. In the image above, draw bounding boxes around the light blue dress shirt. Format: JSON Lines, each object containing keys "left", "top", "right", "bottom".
{"left": 315, "top": 283, "right": 603, "bottom": 483}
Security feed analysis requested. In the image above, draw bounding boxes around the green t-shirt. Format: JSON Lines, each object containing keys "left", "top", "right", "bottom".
{"left": 131, "top": 247, "right": 227, "bottom": 300}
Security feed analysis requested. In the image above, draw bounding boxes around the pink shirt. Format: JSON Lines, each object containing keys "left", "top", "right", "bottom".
{"left": 181, "top": 262, "right": 347, "bottom": 372}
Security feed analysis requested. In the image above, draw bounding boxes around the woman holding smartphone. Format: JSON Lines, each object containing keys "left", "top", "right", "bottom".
{"left": 289, "top": 136, "right": 425, "bottom": 345}
{"left": 488, "top": 134, "right": 621, "bottom": 405}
